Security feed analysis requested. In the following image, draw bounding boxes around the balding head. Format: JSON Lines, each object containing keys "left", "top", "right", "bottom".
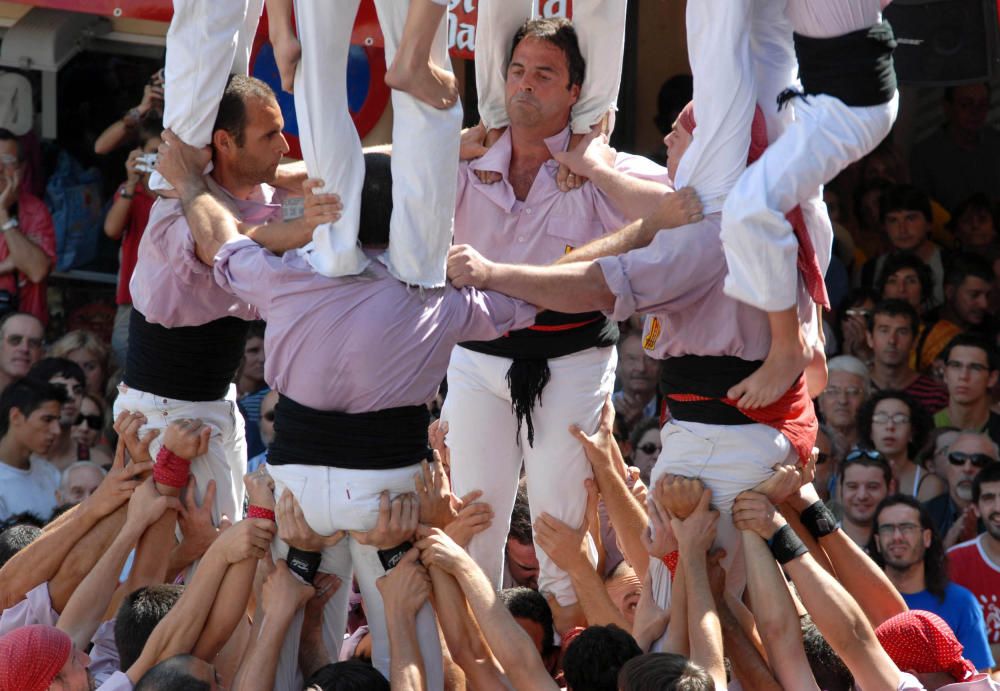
{"left": 945, "top": 432, "right": 998, "bottom": 507}
{"left": 57, "top": 462, "right": 106, "bottom": 506}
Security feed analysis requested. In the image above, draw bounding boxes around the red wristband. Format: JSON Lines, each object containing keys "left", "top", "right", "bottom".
{"left": 662, "top": 551, "right": 679, "bottom": 578}
{"left": 247, "top": 505, "right": 275, "bottom": 521}
{"left": 153, "top": 447, "right": 192, "bottom": 488}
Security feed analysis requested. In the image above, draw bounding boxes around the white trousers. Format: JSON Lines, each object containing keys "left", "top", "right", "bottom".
{"left": 113, "top": 384, "right": 248, "bottom": 527}
{"left": 441, "top": 345, "right": 616, "bottom": 605}
{"left": 267, "top": 462, "right": 444, "bottom": 691}
{"left": 295, "top": 0, "right": 461, "bottom": 287}
{"left": 474, "top": 0, "right": 627, "bottom": 134}
{"left": 721, "top": 24, "right": 899, "bottom": 312}
{"left": 149, "top": 0, "right": 263, "bottom": 191}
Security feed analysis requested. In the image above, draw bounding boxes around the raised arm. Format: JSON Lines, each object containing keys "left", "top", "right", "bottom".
{"left": 378, "top": 549, "right": 431, "bottom": 691}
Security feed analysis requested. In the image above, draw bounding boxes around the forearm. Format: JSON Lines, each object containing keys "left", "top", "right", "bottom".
{"left": 554, "top": 219, "right": 651, "bottom": 265}
{"left": 58, "top": 523, "right": 144, "bottom": 648}
{"left": 178, "top": 184, "right": 242, "bottom": 265}
{"left": 232, "top": 609, "right": 297, "bottom": 691}
{"left": 718, "top": 601, "right": 781, "bottom": 691}
{"left": 590, "top": 461, "right": 649, "bottom": 580}
{"left": 817, "top": 528, "right": 906, "bottom": 628}
{"left": 242, "top": 217, "right": 313, "bottom": 255}
{"left": 104, "top": 196, "right": 132, "bottom": 240}
{"left": 107, "top": 510, "right": 179, "bottom": 620}
{"left": 454, "top": 560, "right": 558, "bottom": 691}
{"left": 50, "top": 506, "right": 128, "bottom": 614}
{"left": 486, "top": 261, "right": 614, "bottom": 314}
{"left": 3, "top": 227, "right": 51, "bottom": 283}
{"left": 192, "top": 557, "right": 257, "bottom": 661}
{"left": 270, "top": 160, "right": 308, "bottom": 194}
{"left": 567, "top": 561, "right": 630, "bottom": 630}
{"left": 298, "top": 626, "right": 332, "bottom": 681}
{"left": 662, "top": 563, "right": 688, "bottom": 656}
{"left": 780, "top": 506, "right": 834, "bottom": 575}
{"left": 682, "top": 553, "right": 726, "bottom": 689}
{"left": 94, "top": 121, "right": 131, "bottom": 155}
{"left": 386, "top": 612, "right": 426, "bottom": 691}
{"left": 0, "top": 500, "right": 105, "bottom": 609}
{"left": 587, "top": 165, "right": 671, "bottom": 222}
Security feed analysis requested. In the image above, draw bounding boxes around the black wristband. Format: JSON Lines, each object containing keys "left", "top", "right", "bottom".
{"left": 377, "top": 541, "right": 413, "bottom": 571}
{"left": 286, "top": 547, "right": 321, "bottom": 584}
{"left": 800, "top": 500, "right": 838, "bottom": 539}
{"left": 767, "top": 524, "right": 808, "bottom": 565}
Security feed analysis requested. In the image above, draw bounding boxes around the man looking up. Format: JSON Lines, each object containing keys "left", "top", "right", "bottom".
{"left": 118, "top": 74, "right": 339, "bottom": 529}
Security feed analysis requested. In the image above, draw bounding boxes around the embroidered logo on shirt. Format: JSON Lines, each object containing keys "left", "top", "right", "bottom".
{"left": 643, "top": 318, "right": 661, "bottom": 351}
{"left": 565, "top": 244, "right": 574, "bottom": 254}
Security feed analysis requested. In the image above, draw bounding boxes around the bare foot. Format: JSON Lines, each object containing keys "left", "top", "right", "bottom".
{"left": 804, "top": 346, "right": 828, "bottom": 399}
{"left": 385, "top": 58, "right": 458, "bottom": 110}
{"left": 272, "top": 34, "right": 301, "bottom": 94}
{"left": 727, "top": 331, "right": 812, "bottom": 409}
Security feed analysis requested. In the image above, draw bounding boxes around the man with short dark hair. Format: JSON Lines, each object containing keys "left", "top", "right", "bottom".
{"left": 499, "top": 586, "right": 556, "bottom": 665}
{"left": 114, "top": 585, "right": 184, "bottom": 672}
{"left": 562, "top": 624, "right": 642, "bottom": 691}
{"left": 947, "top": 462, "right": 1000, "bottom": 666}
{"left": 0, "top": 522, "right": 39, "bottom": 567}
{"left": 28, "top": 357, "right": 87, "bottom": 471}
{"left": 934, "top": 335, "right": 1000, "bottom": 447}
{"left": 0, "top": 377, "right": 66, "bottom": 522}
{"left": 874, "top": 494, "right": 994, "bottom": 670}
{"left": 920, "top": 254, "right": 995, "bottom": 372}
{"left": 0, "top": 129, "right": 55, "bottom": 325}
{"left": 867, "top": 299, "right": 948, "bottom": 413}
{"left": 840, "top": 450, "right": 894, "bottom": 550}
{"left": 0, "top": 312, "right": 43, "bottom": 391}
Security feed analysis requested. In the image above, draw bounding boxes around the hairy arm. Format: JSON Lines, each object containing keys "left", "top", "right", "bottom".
{"left": 2, "top": 223, "right": 51, "bottom": 283}
{"left": 718, "top": 597, "right": 781, "bottom": 691}
{"left": 682, "top": 548, "right": 727, "bottom": 689}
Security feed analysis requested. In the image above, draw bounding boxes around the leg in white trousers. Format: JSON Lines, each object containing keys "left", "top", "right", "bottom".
{"left": 113, "top": 384, "right": 248, "bottom": 531}
{"left": 721, "top": 44, "right": 899, "bottom": 312}
{"left": 474, "top": 0, "right": 627, "bottom": 134}
{"left": 267, "top": 463, "right": 444, "bottom": 691}
{"left": 442, "top": 346, "right": 616, "bottom": 605}
{"left": 296, "top": 0, "right": 460, "bottom": 287}
{"left": 150, "top": 0, "right": 260, "bottom": 191}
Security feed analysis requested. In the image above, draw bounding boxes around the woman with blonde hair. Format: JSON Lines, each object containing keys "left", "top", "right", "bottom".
{"left": 50, "top": 330, "right": 110, "bottom": 397}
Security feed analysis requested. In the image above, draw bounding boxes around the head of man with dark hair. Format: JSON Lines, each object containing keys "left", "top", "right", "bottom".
{"left": 0, "top": 522, "right": 40, "bottom": 567}
{"left": 942, "top": 253, "right": 993, "bottom": 330}
{"left": 133, "top": 653, "right": 217, "bottom": 691}
{"left": 939, "top": 335, "right": 999, "bottom": 442}
{"left": 115, "top": 585, "right": 184, "bottom": 671}
{"left": 506, "top": 482, "right": 539, "bottom": 590}
{"left": 505, "top": 18, "right": 583, "bottom": 136}
{"left": 358, "top": 152, "right": 392, "bottom": 248}
{"left": 875, "top": 494, "right": 950, "bottom": 601}
{"left": 500, "top": 586, "right": 556, "bottom": 658}
{"left": 28, "top": 357, "right": 86, "bottom": 429}
{"left": 210, "top": 74, "right": 289, "bottom": 195}
{"left": 876, "top": 252, "right": 933, "bottom": 314}
{"left": 304, "top": 660, "right": 390, "bottom": 691}
{"left": 617, "top": 652, "right": 713, "bottom": 691}
{"left": 563, "top": 624, "right": 642, "bottom": 691}
{"left": 880, "top": 185, "right": 934, "bottom": 255}
{"left": 0, "top": 312, "right": 44, "bottom": 389}
{"left": 801, "top": 617, "right": 854, "bottom": 691}
{"left": 840, "top": 448, "right": 894, "bottom": 548}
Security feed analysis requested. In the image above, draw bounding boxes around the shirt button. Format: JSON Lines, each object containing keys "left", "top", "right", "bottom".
{"left": 525, "top": 208, "right": 532, "bottom": 215}
{"left": 518, "top": 236, "right": 526, "bottom": 242}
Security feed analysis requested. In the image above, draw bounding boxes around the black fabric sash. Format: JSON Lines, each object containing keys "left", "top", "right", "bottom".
{"left": 268, "top": 394, "right": 433, "bottom": 470}
{"left": 660, "top": 355, "right": 763, "bottom": 426}
{"left": 124, "top": 309, "right": 248, "bottom": 402}
{"left": 789, "top": 20, "right": 897, "bottom": 108}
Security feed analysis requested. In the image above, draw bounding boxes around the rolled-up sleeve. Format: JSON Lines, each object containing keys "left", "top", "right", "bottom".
{"left": 0, "top": 582, "right": 57, "bottom": 635}
{"left": 595, "top": 221, "right": 726, "bottom": 322}
{"left": 213, "top": 237, "right": 277, "bottom": 317}
{"left": 449, "top": 287, "right": 537, "bottom": 342}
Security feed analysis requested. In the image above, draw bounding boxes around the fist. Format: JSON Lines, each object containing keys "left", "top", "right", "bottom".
{"left": 162, "top": 418, "right": 211, "bottom": 460}
{"left": 447, "top": 245, "right": 493, "bottom": 290}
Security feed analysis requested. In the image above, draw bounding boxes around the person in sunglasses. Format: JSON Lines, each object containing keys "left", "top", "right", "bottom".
{"left": 874, "top": 494, "right": 995, "bottom": 672}
{"left": 925, "top": 431, "right": 997, "bottom": 548}
{"left": 69, "top": 393, "right": 112, "bottom": 468}
{"left": 840, "top": 448, "right": 894, "bottom": 551}
{"left": 935, "top": 334, "right": 1000, "bottom": 448}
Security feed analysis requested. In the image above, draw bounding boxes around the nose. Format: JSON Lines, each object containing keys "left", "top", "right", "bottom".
{"left": 278, "top": 133, "right": 290, "bottom": 155}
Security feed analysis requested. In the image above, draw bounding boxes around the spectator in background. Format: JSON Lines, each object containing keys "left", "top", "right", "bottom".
{"left": 947, "top": 462, "right": 1000, "bottom": 665}
{"left": 93, "top": 67, "right": 164, "bottom": 156}
{"left": 818, "top": 355, "right": 870, "bottom": 454}
{"left": 628, "top": 417, "right": 660, "bottom": 486}
{"left": 911, "top": 83, "right": 1000, "bottom": 211}
{"left": 861, "top": 185, "right": 945, "bottom": 308}
{"left": 26, "top": 358, "right": 86, "bottom": 472}
{"left": 934, "top": 334, "right": 1000, "bottom": 445}
{"left": 69, "top": 392, "right": 111, "bottom": 467}
{"left": 922, "top": 425, "right": 960, "bottom": 484}
{"left": 875, "top": 252, "right": 934, "bottom": 318}
{"left": 247, "top": 388, "right": 277, "bottom": 473}
{"left": 919, "top": 254, "right": 995, "bottom": 375}
{"left": 103, "top": 114, "right": 162, "bottom": 367}
{"left": 50, "top": 331, "right": 111, "bottom": 400}
{"left": 838, "top": 288, "right": 878, "bottom": 365}
{"left": 840, "top": 449, "right": 894, "bottom": 551}
{"left": 0, "top": 312, "right": 42, "bottom": 392}
{"left": 867, "top": 300, "right": 948, "bottom": 413}
{"left": 950, "top": 193, "right": 998, "bottom": 255}
{"left": 54, "top": 460, "right": 105, "bottom": 507}
{"left": 505, "top": 483, "right": 540, "bottom": 591}
{"left": 851, "top": 177, "right": 892, "bottom": 263}
{"left": 612, "top": 332, "right": 659, "bottom": 429}
{"left": 874, "top": 494, "right": 995, "bottom": 671}
{"left": 858, "top": 390, "right": 944, "bottom": 501}
{"left": 814, "top": 423, "right": 840, "bottom": 502}
{"left": 0, "top": 129, "right": 55, "bottom": 326}
{"left": 236, "top": 321, "right": 269, "bottom": 459}
{"left": 0, "top": 377, "right": 66, "bottom": 523}
{"left": 925, "top": 431, "right": 997, "bottom": 548}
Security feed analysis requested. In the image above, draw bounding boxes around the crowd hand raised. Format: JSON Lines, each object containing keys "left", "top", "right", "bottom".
{"left": 654, "top": 474, "right": 705, "bottom": 521}
{"left": 127, "top": 477, "right": 182, "bottom": 530}
{"left": 627, "top": 468, "right": 649, "bottom": 507}
{"left": 632, "top": 570, "right": 670, "bottom": 651}
{"left": 752, "top": 464, "right": 803, "bottom": 507}
{"left": 124, "top": 148, "right": 143, "bottom": 187}
{"left": 262, "top": 559, "right": 315, "bottom": 615}
{"left": 156, "top": 129, "right": 211, "bottom": 194}
{"left": 0, "top": 168, "right": 20, "bottom": 214}
{"left": 85, "top": 435, "right": 150, "bottom": 516}
{"left": 706, "top": 549, "right": 727, "bottom": 605}
{"left": 276, "top": 489, "right": 345, "bottom": 552}
{"left": 646, "top": 187, "right": 703, "bottom": 230}
{"left": 304, "top": 572, "right": 342, "bottom": 624}
{"left": 570, "top": 394, "right": 619, "bottom": 474}
{"left": 376, "top": 549, "right": 431, "bottom": 618}
{"left": 350, "top": 491, "right": 418, "bottom": 549}
{"left": 415, "top": 525, "right": 470, "bottom": 576}
{"left": 244, "top": 465, "right": 276, "bottom": 509}
{"left": 215, "top": 517, "right": 276, "bottom": 564}
{"left": 784, "top": 478, "right": 822, "bottom": 516}
{"left": 415, "top": 453, "right": 459, "bottom": 529}
{"left": 177, "top": 478, "right": 227, "bottom": 562}
{"left": 444, "top": 497, "right": 494, "bottom": 548}
{"left": 447, "top": 244, "right": 494, "bottom": 290}
{"left": 138, "top": 73, "right": 164, "bottom": 114}
{"left": 641, "top": 493, "right": 677, "bottom": 560}
{"left": 533, "top": 479, "right": 598, "bottom": 572}
{"left": 163, "top": 418, "right": 211, "bottom": 461}
{"left": 669, "top": 488, "right": 718, "bottom": 558}
{"left": 114, "top": 411, "right": 159, "bottom": 465}
{"left": 427, "top": 419, "right": 451, "bottom": 475}
{"left": 302, "top": 178, "right": 343, "bottom": 231}
{"left": 732, "top": 490, "right": 783, "bottom": 540}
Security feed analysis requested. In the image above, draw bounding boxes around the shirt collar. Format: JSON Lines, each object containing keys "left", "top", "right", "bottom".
{"left": 466, "top": 125, "right": 571, "bottom": 211}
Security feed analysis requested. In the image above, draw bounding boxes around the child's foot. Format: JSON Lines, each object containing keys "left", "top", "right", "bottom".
{"left": 385, "top": 58, "right": 459, "bottom": 109}
{"left": 272, "top": 34, "right": 301, "bottom": 93}
{"left": 805, "top": 346, "right": 828, "bottom": 399}
{"left": 727, "top": 332, "right": 812, "bottom": 409}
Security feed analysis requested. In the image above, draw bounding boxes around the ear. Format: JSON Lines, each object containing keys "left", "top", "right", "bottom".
{"left": 988, "top": 370, "right": 998, "bottom": 389}
{"left": 865, "top": 331, "right": 875, "bottom": 350}
{"left": 568, "top": 82, "right": 581, "bottom": 107}
{"left": 922, "top": 528, "right": 932, "bottom": 549}
{"left": 944, "top": 284, "right": 955, "bottom": 303}
{"left": 874, "top": 532, "right": 883, "bottom": 553}
{"left": 212, "top": 128, "right": 232, "bottom": 155}
{"left": 8, "top": 406, "right": 24, "bottom": 427}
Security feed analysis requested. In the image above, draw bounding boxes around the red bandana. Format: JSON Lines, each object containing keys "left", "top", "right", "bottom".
{"left": 0, "top": 625, "right": 72, "bottom": 691}
{"left": 875, "top": 610, "right": 977, "bottom": 682}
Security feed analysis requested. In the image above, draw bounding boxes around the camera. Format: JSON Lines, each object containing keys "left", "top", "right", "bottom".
{"left": 135, "top": 152, "right": 158, "bottom": 174}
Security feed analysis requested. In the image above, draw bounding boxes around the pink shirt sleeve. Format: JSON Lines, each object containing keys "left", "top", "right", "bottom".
{"left": 97, "top": 671, "right": 134, "bottom": 691}
{"left": 212, "top": 237, "right": 276, "bottom": 318}
{"left": 0, "top": 582, "right": 57, "bottom": 635}
{"left": 88, "top": 619, "right": 121, "bottom": 685}
{"left": 445, "top": 286, "right": 537, "bottom": 342}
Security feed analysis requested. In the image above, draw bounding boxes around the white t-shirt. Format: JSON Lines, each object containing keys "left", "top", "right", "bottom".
{"left": 0, "top": 456, "right": 59, "bottom": 522}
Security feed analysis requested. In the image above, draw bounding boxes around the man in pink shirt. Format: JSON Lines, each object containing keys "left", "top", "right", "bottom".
{"left": 118, "top": 74, "right": 337, "bottom": 536}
